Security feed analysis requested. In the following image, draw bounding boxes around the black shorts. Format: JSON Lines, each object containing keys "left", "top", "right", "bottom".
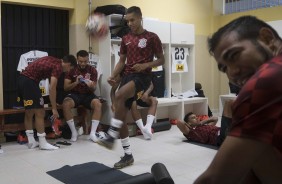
{"left": 18, "top": 75, "right": 44, "bottom": 109}
{"left": 119, "top": 73, "right": 152, "bottom": 109}
{"left": 65, "top": 93, "right": 99, "bottom": 109}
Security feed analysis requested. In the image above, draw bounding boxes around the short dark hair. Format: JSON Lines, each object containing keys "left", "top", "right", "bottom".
{"left": 62, "top": 55, "right": 77, "bottom": 67}
{"left": 184, "top": 112, "right": 194, "bottom": 123}
{"left": 76, "top": 50, "right": 89, "bottom": 58}
{"left": 208, "top": 16, "right": 281, "bottom": 55}
{"left": 126, "top": 6, "right": 142, "bottom": 17}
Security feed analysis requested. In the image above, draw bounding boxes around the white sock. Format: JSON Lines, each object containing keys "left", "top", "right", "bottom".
{"left": 89, "top": 120, "right": 100, "bottom": 142}
{"left": 25, "top": 130, "right": 39, "bottom": 149}
{"left": 107, "top": 118, "right": 123, "bottom": 139}
{"left": 67, "top": 119, "right": 78, "bottom": 142}
{"left": 37, "top": 133, "right": 58, "bottom": 150}
{"left": 121, "top": 137, "right": 132, "bottom": 155}
{"left": 135, "top": 119, "right": 144, "bottom": 130}
{"left": 90, "top": 120, "right": 99, "bottom": 134}
{"left": 143, "top": 115, "right": 155, "bottom": 140}
{"left": 145, "top": 115, "right": 155, "bottom": 130}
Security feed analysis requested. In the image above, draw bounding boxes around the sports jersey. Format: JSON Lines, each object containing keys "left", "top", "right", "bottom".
{"left": 229, "top": 54, "right": 282, "bottom": 155}
{"left": 21, "top": 56, "right": 63, "bottom": 83}
{"left": 112, "top": 44, "right": 121, "bottom": 67}
{"left": 120, "top": 30, "right": 163, "bottom": 75}
{"left": 88, "top": 53, "right": 102, "bottom": 80}
{"left": 65, "top": 65, "right": 97, "bottom": 94}
{"left": 17, "top": 50, "right": 50, "bottom": 96}
{"left": 171, "top": 47, "right": 189, "bottom": 73}
{"left": 184, "top": 125, "right": 220, "bottom": 145}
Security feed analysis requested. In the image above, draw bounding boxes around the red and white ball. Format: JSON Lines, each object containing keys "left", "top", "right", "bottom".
{"left": 85, "top": 13, "right": 109, "bottom": 39}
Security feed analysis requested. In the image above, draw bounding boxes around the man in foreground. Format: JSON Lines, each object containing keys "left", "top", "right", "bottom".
{"left": 194, "top": 16, "right": 282, "bottom": 183}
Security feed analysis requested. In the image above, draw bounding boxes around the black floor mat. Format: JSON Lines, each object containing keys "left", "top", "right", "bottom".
{"left": 47, "top": 162, "right": 133, "bottom": 184}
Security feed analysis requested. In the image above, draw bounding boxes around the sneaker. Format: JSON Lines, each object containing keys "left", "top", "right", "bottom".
{"left": 97, "top": 134, "right": 115, "bottom": 150}
{"left": 114, "top": 153, "right": 134, "bottom": 169}
{"left": 51, "top": 117, "right": 62, "bottom": 136}
{"left": 17, "top": 134, "right": 28, "bottom": 144}
{"left": 77, "top": 126, "right": 84, "bottom": 136}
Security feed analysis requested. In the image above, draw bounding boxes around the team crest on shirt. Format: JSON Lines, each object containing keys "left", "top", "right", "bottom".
{"left": 85, "top": 73, "right": 91, "bottom": 80}
{"left": 138, "top": 38, "right": 147, "bottom": 48}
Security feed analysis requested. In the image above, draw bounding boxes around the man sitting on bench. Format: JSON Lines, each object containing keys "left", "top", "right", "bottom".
{"left": 62, "top": 50, "right": 102, "bottom": 142}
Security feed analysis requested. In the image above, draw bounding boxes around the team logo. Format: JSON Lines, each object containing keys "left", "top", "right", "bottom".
{"left": 136, "top": 90, "right": 144, "bottom": 100}
{"left": 85, "top": 73, "right": 91, "bottom": 80}
{"left": 24, "top": 100, "right": 33, "bottom": 107}
{"left": 138, "top": 38, "right": 147, "bottom": 48}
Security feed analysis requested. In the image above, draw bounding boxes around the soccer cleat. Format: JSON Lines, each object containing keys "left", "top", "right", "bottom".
{"left": 97, "top": 134, "right": 115, "bottom": 150}
{"left": 114, "top": 153, "right": 134, "bottom": 169}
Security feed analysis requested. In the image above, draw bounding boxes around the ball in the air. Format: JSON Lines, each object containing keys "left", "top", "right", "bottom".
{"left": 85, "top": 13, "right": 109, "bottom": 39}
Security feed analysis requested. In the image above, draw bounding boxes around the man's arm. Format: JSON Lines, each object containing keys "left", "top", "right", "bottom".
{"left": 49, "top": 76, "right": 59, "bottom": 117}
{"left": 108, "top": 54, "right": 126, "bottom": 86}
{"left": 194, "top": 136, "right": 282, "bottom": 184}
{"left": 64, "top": 78, "right": 80, "bottom": 91}
{"left": 200, "top": 116, "right": 218, "bottom": 126}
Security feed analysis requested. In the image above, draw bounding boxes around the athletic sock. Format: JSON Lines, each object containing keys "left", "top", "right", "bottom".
{"left": 89, "top": 120, "right": 100, "bottom": 142}
{"left": 107, "top": 118, "right": 123, "bottom": 139}
{"left": 25, "top": 130, "right": 39, "bottom": 149}
{"left": 37, "top": 133, "right": 58, "bottom": 150}
{"left": 121, "top": 137, "right": 132, "bottom": 155}
{"left": 143, "top": 115, "right": 155, "bottom": 140}
{"left": 135, "top": 119, "right": 144, "bottom": 130}
{"left": 66, "top": 119, "right": 78, "bottom": 142}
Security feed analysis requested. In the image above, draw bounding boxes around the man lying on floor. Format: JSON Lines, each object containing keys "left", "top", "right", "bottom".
{"left": 176, "top": 100, "right": 233, "bottom": 146}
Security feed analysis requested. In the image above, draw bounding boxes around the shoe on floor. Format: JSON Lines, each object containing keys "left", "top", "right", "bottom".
{"left": 97, "top": 134, "right": 115, "bottom": 150}
{"left": 114, "top": 153, "right": 134, "bottom": 169}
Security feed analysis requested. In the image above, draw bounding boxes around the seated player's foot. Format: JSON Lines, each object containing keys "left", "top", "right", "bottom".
{"left": 89, "top": 131, "right": 108, "bottom": 143}
{"left": 77, "top": 126, "right": 84, "bottom": 136}
{"left": 142, "top": 128, "right": 153, "bottom": 140}
{"left": 89, "top": 133, "right": 98, "bottom": 143}
{"left": 39, "top": 143, "right": 59, "bottom": 150}
{"left": 114, "top": 153, "right": 134, "bottom": 169}
{"left": 70, "top": 131, "right": 78, "bottom": 142}
{"left": 97, "top": 134, "right": 115, "bottom": 150}
{"left": 27, "top": 141, "right": 39, "bottom": 149}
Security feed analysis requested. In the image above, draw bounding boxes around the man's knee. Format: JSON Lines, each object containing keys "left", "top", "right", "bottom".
{"left": 91, "top": 99, "right": 102, "bottom": 110}
{"left": 62, "top": 97, "right": 74, "bottom": 111}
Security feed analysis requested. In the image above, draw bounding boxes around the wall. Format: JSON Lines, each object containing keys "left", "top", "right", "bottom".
{"left": 216, "top": 6, "right": 282, "bottom": 97}
{"left": 0, "top": 0, "right": 75, "bottom": 109}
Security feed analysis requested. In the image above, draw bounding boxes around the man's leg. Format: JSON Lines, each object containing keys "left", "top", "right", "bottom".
{"left": 114, "top": 122, "right": 134, "bottom": 169}
{"left": 89, "top": 98, "right": 102, "bottom": 142}
{"left": 143, "top": 97, "right": 158, "bottom": 140}
{"left": 34, "top": 108, "right": 58, "bottom": 150}
{"left": 24, "top": 109, "right": 39, "bottom": 149}
{"left": 98, "top": 81, "right": 135, "bottom": 149}
{"left": 62, "top": 97, "right": 78, "bottom": 142}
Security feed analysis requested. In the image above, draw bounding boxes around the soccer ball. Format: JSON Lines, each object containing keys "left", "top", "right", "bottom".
{"left": 85, "top": 13, "right": 109, "bottom": 39}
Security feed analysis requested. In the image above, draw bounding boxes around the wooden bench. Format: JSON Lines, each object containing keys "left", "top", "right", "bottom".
{"left": 0, "top": 106, "right": 64, "bottom": 142}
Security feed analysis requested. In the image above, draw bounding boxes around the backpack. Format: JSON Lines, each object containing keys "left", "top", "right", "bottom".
{"left": 93, "top": 5, "right": 127, "bottom": 16}
{"left": 93, "top": 5, "right": 130, "bottom": 38}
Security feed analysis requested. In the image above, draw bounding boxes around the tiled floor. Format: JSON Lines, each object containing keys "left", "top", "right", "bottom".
{"left": 0, "top": 125, "right": 218, "bottom": 184}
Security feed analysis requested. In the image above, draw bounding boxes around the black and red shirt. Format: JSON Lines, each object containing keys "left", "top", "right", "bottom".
{"left": 120, "top": 30, "right": 163, "bottom": 75}
{"left": 230, "top": 54, "right": 282, "bottom": 155}
{"left": 21, "top": 56, "right": 62, "bottom": 83}
{"left": 65, "top": 65, "right": 97, "bottom": 94}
